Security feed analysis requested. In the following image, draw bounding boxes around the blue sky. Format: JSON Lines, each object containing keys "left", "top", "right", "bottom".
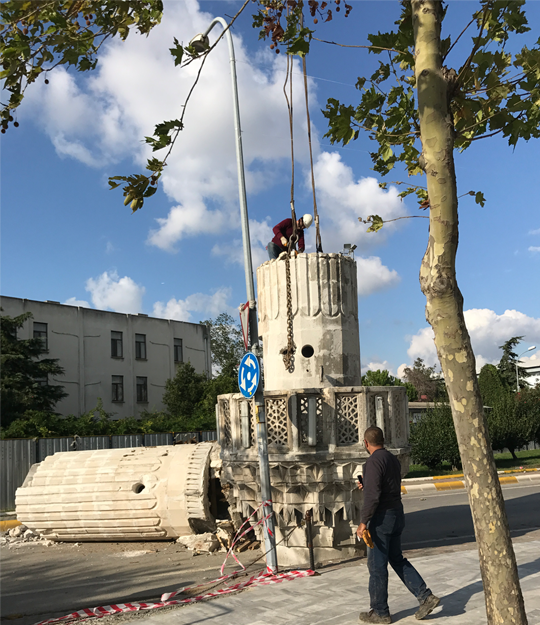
{"left": 1, "top": 0, "right": 539, "bottom": 378}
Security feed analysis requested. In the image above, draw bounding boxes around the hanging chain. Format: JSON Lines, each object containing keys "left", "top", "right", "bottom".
{"left": 282, "top": 251, "right": 296, "bottom": 372}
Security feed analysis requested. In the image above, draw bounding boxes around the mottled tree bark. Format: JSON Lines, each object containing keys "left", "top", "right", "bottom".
{"left": 411, "top": 1, "right": 527, "bottom": 623}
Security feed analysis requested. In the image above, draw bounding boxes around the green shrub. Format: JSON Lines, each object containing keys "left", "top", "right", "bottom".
{"left": 409, "top": 403, "right": 461, "bottom": 470}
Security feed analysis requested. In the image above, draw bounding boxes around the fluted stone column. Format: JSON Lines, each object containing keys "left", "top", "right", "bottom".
{"left": 16, "top": 443, "right": 217, "bottom": 541}
{"left": 257, "top": 253, "right": 361, "bottom": 392}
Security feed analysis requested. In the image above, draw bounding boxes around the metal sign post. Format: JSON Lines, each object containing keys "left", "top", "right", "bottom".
{"left": 238, "top": 354, "right": 278, "bottom": 573}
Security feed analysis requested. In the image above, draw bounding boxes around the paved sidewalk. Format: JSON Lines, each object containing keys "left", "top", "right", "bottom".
{"left": 93, "top": 540, "right": 540, "bottom": 625}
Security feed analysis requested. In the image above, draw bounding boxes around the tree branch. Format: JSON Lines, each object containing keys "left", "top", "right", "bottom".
{"left": 312, "top": 37, "right": 407, "bottom": 55}
{"left": 443, "top": 16, "right": 476, "bottom": 62}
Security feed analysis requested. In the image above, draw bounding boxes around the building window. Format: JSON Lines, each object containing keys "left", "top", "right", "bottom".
{"left": 135, "top": 334, "right": 147, "bottom": 360}
{"left": 174, "top": 338, "right": 183, "bottom": 363}
{"left": 136, "top": 376, "right": 148, "bottom": 403}
{"left": 33, "top": 322, "right": 48, "bottom": 351}
{"left": 112, "top": 375, "right": 124, "bottom": 402}
{"left": 111, "top": 331, "right": 123, "bottom": 358}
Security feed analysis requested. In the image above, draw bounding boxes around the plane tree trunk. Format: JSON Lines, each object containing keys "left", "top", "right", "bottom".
{"left": 411, "top": 1, "right": 527, "bottom": 623}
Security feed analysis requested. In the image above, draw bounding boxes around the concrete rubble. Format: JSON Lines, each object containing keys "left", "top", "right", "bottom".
{"left": 1, "top": 524, "right": 56, "bottom": 548}
{"left": 176, "top": 532, "right": 220, "bottom": 553}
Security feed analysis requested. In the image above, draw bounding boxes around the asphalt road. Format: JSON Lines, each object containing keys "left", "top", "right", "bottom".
{"left": 1, "top": 483, "right": 539, "bottom": 625}
{"left": 401, "top": 482, "right": 540, "bottom": 549}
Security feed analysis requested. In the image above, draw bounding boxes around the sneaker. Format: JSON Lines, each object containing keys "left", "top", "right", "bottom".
{"left": 358, "top": 610, "right": 392, "bottom": 624}
{"left": 415, "top": 594, "right": 440, "bottom": 620}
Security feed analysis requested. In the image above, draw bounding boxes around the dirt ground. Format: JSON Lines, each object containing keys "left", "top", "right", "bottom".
{"left": 0, "top": 537, "right": 262, "bottom": 625}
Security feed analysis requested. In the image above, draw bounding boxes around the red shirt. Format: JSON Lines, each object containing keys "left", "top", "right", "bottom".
{"left": 272, "top": 219, "right": 305, "bottom": 252}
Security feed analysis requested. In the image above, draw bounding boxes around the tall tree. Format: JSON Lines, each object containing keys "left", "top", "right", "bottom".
{"left": 362, "top": 368, "right": 418, "bottom": 401}
{"left": 478, "top": 363, "right": 506, "bottom": 407}
{"left": 361, "top": 368, "right": 397, "bottom": 387}
{"left": 201, "top": 313, "right": 245, "bottom": 377}
{"left": 497, "top": 336, "right": 531, "bottom": 391}
{"left": 1, "top": 312, "right": 67, "bottom": 426}
{"left": 487, "top": 390, "right": 537, "bottom": 460}
{"left": 401, "top": 357, "right": 444, "bottom": 401}
{"left": 273, "top": 1, "right": 538, "bottom": 621}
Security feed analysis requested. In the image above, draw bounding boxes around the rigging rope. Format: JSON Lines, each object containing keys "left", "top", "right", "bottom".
{"left": 301, "top": 13, "right": 323, "bottom": 253}
{"left": 281, "top": 8, "right": 324, "bottom": 372}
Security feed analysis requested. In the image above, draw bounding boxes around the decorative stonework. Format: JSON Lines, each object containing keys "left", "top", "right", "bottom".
{"left": 336, "top": 395, "right": 359, "bottom": 446}
{"left": 220, "top": 399, "right": 232, "bottom": 446}
{"left": 265, "top": 397, "right": 288, "bottom": 446}
{"left": 217, "top": 386, "right": 409, "bottom": 565}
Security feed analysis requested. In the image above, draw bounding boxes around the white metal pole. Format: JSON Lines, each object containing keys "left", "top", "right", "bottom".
{"left": 201, "top": 20, "right": 276, "bottom": 571}
{"left": 202, "top": 18, "right": 259, "bottom": 352}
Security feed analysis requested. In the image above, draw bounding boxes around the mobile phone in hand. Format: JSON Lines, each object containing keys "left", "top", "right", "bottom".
{"left": 357, "top": 474, "right": 363, "bottom": 485}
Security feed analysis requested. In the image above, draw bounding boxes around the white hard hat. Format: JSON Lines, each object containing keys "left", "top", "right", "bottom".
{"left": 302, "top": 214, "right": 313, "bottom": 228}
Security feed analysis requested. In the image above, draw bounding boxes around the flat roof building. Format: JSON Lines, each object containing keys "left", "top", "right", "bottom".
{"left": 0, "top": 296, "right": 212, "bottom": 419}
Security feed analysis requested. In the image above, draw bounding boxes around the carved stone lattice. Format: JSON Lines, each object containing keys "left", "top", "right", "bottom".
{"left": 336, "top": 395, "right": 359, "bottom": 446}
{"left": 299, "top": 395, "right": 323, "bottom": 445}
{"left": 265, "top": 398, "right": 288, "bottom": 446}
{"left": 394, "top": 404, "right": 402, "bottom": 442}
{"left": 221, "top": 400, "right": 232, "bottom": 446}
{"left": 249, "top": 401, "right": 257, "bottom": 448}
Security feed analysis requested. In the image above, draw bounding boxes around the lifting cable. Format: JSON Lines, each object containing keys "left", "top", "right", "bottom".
{"left": 301, "top": 13, "right": 323, "bottom": 253}
{"left": 282, "top": 27, "right": 297, "bottom": 373}
{"left": 281, "top": 7, "right": 323, "bottom": 372}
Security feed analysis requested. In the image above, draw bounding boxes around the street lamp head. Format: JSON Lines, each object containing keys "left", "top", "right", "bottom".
{"left": 189, "top": 33, "right": 210, "bottom": 55}
{"left": 527, "top": 345, "right": 536, "bottom": 351}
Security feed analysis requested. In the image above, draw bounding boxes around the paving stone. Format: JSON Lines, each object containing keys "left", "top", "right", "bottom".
{"left": 129, "top": 539, "right": 540, "bottom": 625}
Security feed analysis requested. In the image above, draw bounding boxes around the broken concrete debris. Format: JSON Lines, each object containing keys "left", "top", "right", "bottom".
{"left": 1, "top": 524, "right": 56, "bottom": 548}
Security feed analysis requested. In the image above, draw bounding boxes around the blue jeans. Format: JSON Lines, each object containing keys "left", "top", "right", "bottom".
{"left": 367, "top": 504, "right": 431, "bottom": 617}
{"left": 267, "top": 241, "right": 284, "bottom": 260}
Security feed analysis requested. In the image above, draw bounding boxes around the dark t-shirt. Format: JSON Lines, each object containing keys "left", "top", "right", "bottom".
{"left": 360, "top": 448, "right": 402, "bottom": 524}
{"left": 271, "top": 218, "right": 305, "bottom": 252}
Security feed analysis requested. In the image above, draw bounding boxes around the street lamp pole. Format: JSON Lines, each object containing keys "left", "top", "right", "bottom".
{"left": 190, "top": 20, "right": 277, "bottom": 573}
{"left": 191, "top": 18, "right": 258, "bottom": 352}
{"left": 516, "top": 346, "right": 536, "bottom": 392}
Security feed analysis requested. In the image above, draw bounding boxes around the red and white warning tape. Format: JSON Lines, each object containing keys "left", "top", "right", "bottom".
{"left": 33, "top": 570, "right": 316, "bottom": 625}
{"left": 34, "top": 501, "right": 314, "bottom": 625}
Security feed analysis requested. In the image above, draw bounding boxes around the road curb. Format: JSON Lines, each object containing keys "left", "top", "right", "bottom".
{"left": 402, "top": 469, "right": 540, "bottom": 495}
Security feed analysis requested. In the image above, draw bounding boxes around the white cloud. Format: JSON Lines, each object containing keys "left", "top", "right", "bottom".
{"left": 528, "top": 228, "right": 540, "bottom": 235}
{"left": 211, "top": 218, "right": 273, "bottom": 268}
{"left": 528, "top": 246, "right": 540, "bottom": 253}
{"left": 403, "top": 308, "right": 540, "bottom": 372}
{"left": 64, "top": 297, "right": 91, "bottom": 308}
{"left": 313, "top": 151, "right": 410, "bottom": 253}
{"left": 362, "top": 361, "right": 396, "bottom": 376}
{"left": 356, "top": 256, "right": 401, "bottom": 296}
{"left": 85, "top": 270, "right": 145, "bottom": 314}
{"left": 153, "top": 287, "right": 235, "bottom": 322}
{"left": 22, "top": 1, "right": 316, "bottom": 252}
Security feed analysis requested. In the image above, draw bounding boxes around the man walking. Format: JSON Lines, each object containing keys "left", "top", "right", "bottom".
{"left": 357, "top": 427, "right": 439, "bottom": 623}
{"left": 267, "top": 214, "right": 312, "bottom": 260}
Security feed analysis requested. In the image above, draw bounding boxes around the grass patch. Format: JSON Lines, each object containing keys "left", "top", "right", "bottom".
{"left": 405, "top": 448, "right": 540, "bottom": 479}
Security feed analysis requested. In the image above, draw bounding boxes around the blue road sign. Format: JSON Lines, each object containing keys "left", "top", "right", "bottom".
{"left": 238, "top": 353, "right": 260, "bottom": 398}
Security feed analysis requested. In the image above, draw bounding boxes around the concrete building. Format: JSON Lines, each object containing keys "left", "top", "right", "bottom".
{"left": 0, "top": 296, "right": 212, "bottom": 419}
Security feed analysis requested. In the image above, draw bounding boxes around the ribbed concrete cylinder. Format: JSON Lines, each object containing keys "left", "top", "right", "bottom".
{"left": 257, "top": 253, "right": 361, "bottom": 392}
{"left": 16, "top": 443, "right": 217, "bottom": 541}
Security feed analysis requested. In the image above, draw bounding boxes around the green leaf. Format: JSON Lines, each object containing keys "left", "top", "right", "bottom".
{"left": 287, "top": 36, "right": 310, "bottom": 57}
{"left": 475, "top": 191, "right": 486, "bottom": 207}
{"left": 169, "top": 37, "right": 184, "bottom": 66}
{"left": 366, "top": 215, "right": 384, "bottom": 233}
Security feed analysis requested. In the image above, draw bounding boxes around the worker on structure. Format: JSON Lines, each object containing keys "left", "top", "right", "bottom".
{"left": 357, "top": 426, "right": 440, "bottom": 623}
{"left": 267, "top": 214, "right": 313, "bottom": 260}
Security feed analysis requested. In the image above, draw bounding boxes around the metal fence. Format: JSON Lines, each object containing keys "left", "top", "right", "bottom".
{"left": 0, "top": 431, "right": 217, "bottom": 511}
